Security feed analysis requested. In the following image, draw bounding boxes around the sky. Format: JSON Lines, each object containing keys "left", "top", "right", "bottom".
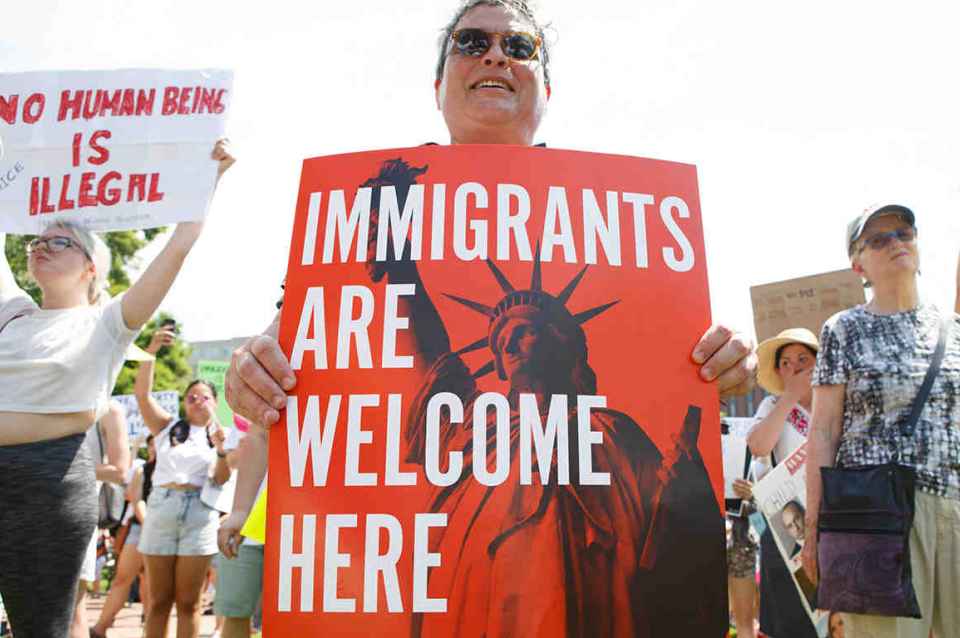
{"left": 5, "top": 0, "right": 959, "bottom": 344}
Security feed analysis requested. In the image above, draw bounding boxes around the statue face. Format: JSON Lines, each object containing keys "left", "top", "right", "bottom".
{"left": 782, "top": 505, "right": 805, "bottom": 542}
{"left": 495, "top": 316, "right": 549, "bottom": 384}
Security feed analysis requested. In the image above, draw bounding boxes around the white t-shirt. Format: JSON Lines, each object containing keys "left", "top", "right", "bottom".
{"left": 750, "top": 395, "right": 810, "bottom": 481}
{"left": 0, "top": 259, "right": 137, "bottom": 418}
{"left": 153, "top": 419, "right": 218, "bottom": 488}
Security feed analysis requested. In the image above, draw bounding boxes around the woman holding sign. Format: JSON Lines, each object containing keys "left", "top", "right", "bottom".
{"left": 0, "top": 140, "right": 232, "bottom": 638}
{"left": 747, "top": 327, "right": 820, "bottom": 638}
{"left": 224, "top": 0, "right": 756, "bottom": 430}
{"left": 222, "top": 1, "right": 753, "bottom": 635}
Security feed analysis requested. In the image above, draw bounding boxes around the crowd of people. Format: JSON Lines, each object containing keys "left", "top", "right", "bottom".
{"left": 1, "top": 0, "right": 959, "bottom": 637}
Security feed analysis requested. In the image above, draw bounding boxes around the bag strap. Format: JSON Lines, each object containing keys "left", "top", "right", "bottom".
{"left": 901, "top": 314, "right": 951, "bottom": 438}
{"left": 94, "top": 419, "right": 105, "bottom": 465}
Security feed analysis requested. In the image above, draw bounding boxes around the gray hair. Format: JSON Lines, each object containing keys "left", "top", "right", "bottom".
{"left": 46, "top": 220, "right": 112, "bottom": 304}
{"left": 436, "top": 0, "right": 552, "bottom": 85}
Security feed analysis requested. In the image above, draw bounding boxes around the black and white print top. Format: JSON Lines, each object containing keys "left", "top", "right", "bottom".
{"left": 813, "top": 303, "right": 960, "bottom": 499}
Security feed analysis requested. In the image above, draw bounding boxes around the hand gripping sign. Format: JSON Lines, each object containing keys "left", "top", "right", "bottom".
{"left": 268, "top": 145, "right": 728, "bottom": 637}
{"left": 0, "top": 68, "right": 231, "bottom": 233}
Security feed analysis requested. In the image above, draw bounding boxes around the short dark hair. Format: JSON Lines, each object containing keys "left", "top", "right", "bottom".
{"left": 782, "top": 500, "right": 806, "bottom": 517}
{"left": 185, "top": 379, "right": 218, "bottom": 401}
{"left": 436, "top": 0, "right": 551, "bottom": 85}
{"left": 774, "top": 343, "right": 817, "bottom": 369}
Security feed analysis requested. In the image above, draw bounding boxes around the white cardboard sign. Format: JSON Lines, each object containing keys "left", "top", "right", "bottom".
{"left": 0, "top": 68, "right": 231, "bottom": 233}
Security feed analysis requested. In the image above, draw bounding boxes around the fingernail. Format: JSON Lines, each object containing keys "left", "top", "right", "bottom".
{"left": 273, "top": 396, "right": 286, "bottom": 410}
{"left": 265, "top": 409, "right": 279, "bottom": 424}
{"left": 282, "top": 376, "right": 296, "bottom": 390}
{"left": 692, "top": 349, "right": 705, "bottom": 364}
{"left": 701, "top": 366, "right": 714, "bottom": 380}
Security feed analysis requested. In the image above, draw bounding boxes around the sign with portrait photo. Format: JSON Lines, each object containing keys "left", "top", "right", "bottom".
{"left": 0, "top": 68, "right": 231, "bottom": 233}
{"left": 267, "top": 145, "right": 727, "bottom": 636}
{"left": 752, "top": 442, "right": 829, "bottom": 636}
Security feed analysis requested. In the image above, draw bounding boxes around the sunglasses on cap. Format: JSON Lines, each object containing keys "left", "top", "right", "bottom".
{"left": 449, "top": 28, "right": 541, "bottom": 62}
{"left": 858, "top": 226, "right": 916, "bottom": 254}
{"left": 26, "top": 236, "right": 91, "bottom": 258}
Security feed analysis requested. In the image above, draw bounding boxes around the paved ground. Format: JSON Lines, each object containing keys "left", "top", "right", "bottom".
{"left": 84, "top": 596, "right": 219, "bottom": 637}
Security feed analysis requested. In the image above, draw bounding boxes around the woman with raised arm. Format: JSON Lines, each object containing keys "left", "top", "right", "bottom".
{"left": 0, "top": 140, "right": 233, "bottom": 638}
{"left": 134, "top": 327, "right": 234, "bottom": 638}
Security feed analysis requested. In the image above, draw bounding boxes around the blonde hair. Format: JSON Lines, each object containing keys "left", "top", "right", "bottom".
{"left": 45, "top": 220, "right": 112, "bottom": 304}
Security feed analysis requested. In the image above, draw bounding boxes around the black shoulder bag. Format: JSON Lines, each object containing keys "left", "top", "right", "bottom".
{"left": 815, "top": 315, "right": 950, "bottom": 617}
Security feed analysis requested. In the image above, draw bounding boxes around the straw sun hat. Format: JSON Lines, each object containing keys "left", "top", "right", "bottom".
{"left": 756, "top": 328, "right": 820, "bottom": 395}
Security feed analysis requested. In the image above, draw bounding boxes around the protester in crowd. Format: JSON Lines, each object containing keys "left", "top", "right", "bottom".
{"left": 728, "top": 477, "right": 759, "bottom": 638}
{"left": 804, "top": 205, "right": 960, "bottom": 638}
{"left": 213, "top": 436, "right": 264, "bottom": 638}
{"left": 71, "top": 400, "right": 131, "bottom": 638}
{"left": 0, "top": 140, "right": 233, "bottom": 638}
{"left": 135, "top": 327, "right": 234, "bottom": 638}
{"left": 89, "top": 435, "right": 157, "bottom": 638}
{"left": 746, "top": 327, "right": 819, "bottom": 638}
{"left": 223, "top": 6, "right": 757, "bottom": 624}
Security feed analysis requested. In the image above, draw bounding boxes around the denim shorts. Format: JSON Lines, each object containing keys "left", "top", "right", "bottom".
{"left": 214, "top": 544, "right": 265, "bottom": 617}
{"left": 139, "top": 487, "right": 219, "bottom": 556}
{"left": 126, "top": 521, "right": 142, "bottom": 548}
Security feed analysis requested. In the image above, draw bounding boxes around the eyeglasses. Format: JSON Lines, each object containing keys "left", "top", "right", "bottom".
{"left": 449, "top": 28, "right": 541, "bottom": 62}
{"left": 185, "top": 394, "right": 213, "bottom": 405}
{"left": 858, "top": 227, "right": 917, "bottom": 253}
{"left": 26, "top": 236, "right": 90, "bottom": 258}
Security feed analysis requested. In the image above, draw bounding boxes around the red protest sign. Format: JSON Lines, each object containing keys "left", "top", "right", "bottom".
{"left": 267, "top": 145, "right": 727, "bottom": 637}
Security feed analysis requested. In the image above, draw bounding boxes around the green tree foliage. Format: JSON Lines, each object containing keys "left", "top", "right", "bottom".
{"left": 3, "top": 228, "right": 192, "bottom": 397}
{"left": 113, "top": 312, "right": 193, "bottom": 397}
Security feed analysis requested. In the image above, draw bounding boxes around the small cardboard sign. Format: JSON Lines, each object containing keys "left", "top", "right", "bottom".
{"left": 750, "top": 269, "right": 865, "bottom": 342}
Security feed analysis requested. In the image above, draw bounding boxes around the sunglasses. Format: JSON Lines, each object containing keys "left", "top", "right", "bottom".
{"left": 26, "top": 236, "right": 90, "bottom": 258}
{"left": 185, "top": 393, "right": 213, "bottom": 405}
{"left": 858, "top": 226, "right": 917, "bottom": 253}
{"left": 450, "top": 28, "right": 541, "bottom": 62}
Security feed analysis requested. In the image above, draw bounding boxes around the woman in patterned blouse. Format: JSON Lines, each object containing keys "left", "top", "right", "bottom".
{"left": 805, "top": 204, "right": 960, "bottom": 638}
